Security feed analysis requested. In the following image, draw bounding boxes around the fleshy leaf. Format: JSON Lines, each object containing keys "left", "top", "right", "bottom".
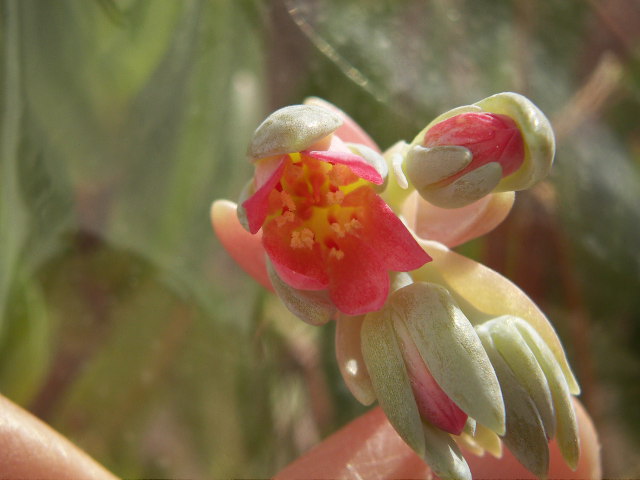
{"left": 413, "top": 239, "right": 581, "bottom": 395}
{"left": 266, "top": 260, "right": 335, "bottom": 326}
{"left": 334, "top": 314, "right": 376, "bottom": 405}
{"left": 390, "top": 282, "right": 505, "bottom": 435}
{"left": 515, "top": 318, "right": 580, "bottom": 470}
{"left": 477, "top": 327, "right": 550, "bottom": 478}
{"left": 247, "top": 104, "right": 341, "bottom": 160}
{"left": 405, "top": 145, "right": 472, "bottom": 186}
{"left": 210, "top": 200, "right": 271, "bottom": 290}
{"left": 490, "top": 318, "right": 556, "bottom": 440}
{"left": 393, "top": 314, "right": 468, "bottom": 434}
{"left": 361, "top": 308, "right": 425, "bottom": 457}
{"left": 422, "top": 420, "right": 471, "bottom": 480}
{"left": 417, "top": 162, "right": 503, "bottom": 209}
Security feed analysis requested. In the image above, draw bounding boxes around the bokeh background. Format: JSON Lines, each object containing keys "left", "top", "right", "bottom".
{"left": 1, "top": 0, "right": 639, "bottom": 477}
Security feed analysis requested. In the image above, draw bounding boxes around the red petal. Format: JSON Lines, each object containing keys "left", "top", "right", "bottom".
{"left": 344, "top": 188, "right": 431, "bottom": 272}
{"left": 305, "top": 147, "right": 383, "bottom": 185}
{"left": 397, "top": 318, "right": 468, "bottom": 434}
{"left": 242, "top": 159, "right": 286, "bottom": 234}
{"left": 304, "top": 97, "right": 381, "bottom": 151}
{"left": 424, "top": 113, "right": 525, "bottom": 181}
{"left": 262, "top": 220, "right": 329, "bottom": 290}
{"left": 210, "top": 200, "right": 272, "bottom": 290}
{"left": 327, "top": 246, "right": 389, "bottom": 315}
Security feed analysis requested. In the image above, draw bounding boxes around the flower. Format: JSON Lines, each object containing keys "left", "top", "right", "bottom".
{"left": 212, "top": 95, "right": 586, "bottom": 480}
{"left": 236, "top": 104, "right": 430, "bottom": 316}
{"left": 402, "top": 92, "right": 555, "bottom": 208}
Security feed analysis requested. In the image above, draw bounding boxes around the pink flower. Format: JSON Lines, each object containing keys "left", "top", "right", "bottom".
{"left": 422, "top": 112, "right": 525, "bottom": 183}
{"left": 404, "top": 92, "right": 554, "bottom": 209}
{"left": 239, "top": 105, "right": 430, "bottom": 316}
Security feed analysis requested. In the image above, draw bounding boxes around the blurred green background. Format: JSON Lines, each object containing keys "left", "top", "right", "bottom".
{"left": 1, "top": 0, "right": 639, "bottom": 477}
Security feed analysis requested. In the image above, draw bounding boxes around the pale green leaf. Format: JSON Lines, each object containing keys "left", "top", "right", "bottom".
{"left": 361, "top": 308, "right": 425, "bottom": 457}
{"left": 391, "top": 282, "right": 505, "bottom": 434}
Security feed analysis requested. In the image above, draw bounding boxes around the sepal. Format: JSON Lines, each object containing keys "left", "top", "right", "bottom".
{"left": 266, "top": 260, "right": 335, "bottom": 326}
{"left": 247, "top": 104, "right": 341, "bottom": 160}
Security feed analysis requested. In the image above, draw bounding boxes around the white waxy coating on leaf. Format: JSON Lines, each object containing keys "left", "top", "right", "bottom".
{"left": 489, "top": 318, "right": 556, "bottom": 440}
{"left": 413, "top": 239, "right": 581, "bottom": 395}
{"left": 389, "top": 282, "right": 506, "bottom": 435}
{"left": 477, "top": 327, "right": 550, "bottom": 478}
{"left": 514, "top": 318, "right": 580, "bottom": 470}
{"left": 418, "top": 162, "right": 503, "bottom": 209}
{"left": 405, "top": 145, "right": 472, "bottom": 187}
{"left": 247, "top": 104, "right": 342, "bottom": 160}
{"left": 361, "top": 308, "right": 426, "bottom": 457}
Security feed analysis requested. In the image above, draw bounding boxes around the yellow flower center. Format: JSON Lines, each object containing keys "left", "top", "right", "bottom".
{"left": 266, "top": 153, "right": 368, "bottom": 260}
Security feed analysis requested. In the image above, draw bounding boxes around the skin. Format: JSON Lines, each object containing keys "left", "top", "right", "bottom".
{"left": 0, "top": 393, "right": 599, "bottom": 480}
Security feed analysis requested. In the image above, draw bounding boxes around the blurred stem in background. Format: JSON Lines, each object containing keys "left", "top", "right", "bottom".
{"left": 0, "top": 0, "right": 639, "bottom": 478}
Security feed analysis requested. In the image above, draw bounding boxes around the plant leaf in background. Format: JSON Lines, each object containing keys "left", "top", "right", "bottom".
{"left": 1, "top": 0, "right": 640, "bottom": 478}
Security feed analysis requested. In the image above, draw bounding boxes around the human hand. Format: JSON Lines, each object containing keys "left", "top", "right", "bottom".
{"left": 0, "top": 394, "right": 117, "bottom": 480}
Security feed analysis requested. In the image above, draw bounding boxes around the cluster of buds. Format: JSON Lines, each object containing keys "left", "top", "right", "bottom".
{"left": 211, "top": 93, "right": 580, "bottom": 480}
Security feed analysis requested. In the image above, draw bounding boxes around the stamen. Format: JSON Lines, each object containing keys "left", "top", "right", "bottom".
{"left": 291, "top": 228, "right": 315, "bottom": 249}
{"left": 326, "top": 190, "right": 345, "bottom": 205}
{"left": 344, "top": 218, "right": 363, "bottom": 234}
{"left": 280, "top": 192, "right": 296, "bottom": 211}
{"left": 331, "top": 222, "right": 346, "bottom": 238}
{"left": 329, "top": 247, "right": 345, "bottom": 260}
{"left": 275, "top": 210, "right": 295, "bottom": 227}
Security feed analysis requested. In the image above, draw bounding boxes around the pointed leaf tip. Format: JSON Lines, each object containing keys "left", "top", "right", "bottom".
{"left": 390, "top": 282, "right": 505, "bottom": 435}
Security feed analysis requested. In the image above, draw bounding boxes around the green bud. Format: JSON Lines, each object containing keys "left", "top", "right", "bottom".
{"left": 489, "top": 317, "right": 556, "bottom": 440}
{"left": 266, "top": 260, "right": 335, "bottom": 326}
{"left": 422, "top": 420, "right": 471, "bottom": 480}
{"left": 477, "top": 327, "right": 550, "bottom": 478}
{"left": 247, "top": 104, "right": 342, "bottom": 160}
{"left": 514, "top": 319, "right": 580, "bottom": 470}
{"left": 389, "top": 282, "right": 506, "bottom": 435}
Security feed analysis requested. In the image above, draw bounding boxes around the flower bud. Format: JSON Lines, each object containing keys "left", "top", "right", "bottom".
{"left": 405, "top": 92, "right": 555, "bottom": 208}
